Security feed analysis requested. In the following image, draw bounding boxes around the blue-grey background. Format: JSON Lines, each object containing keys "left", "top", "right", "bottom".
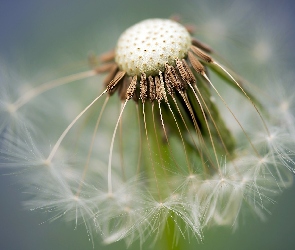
{"left": 1, "top": 0, "right": 295, "bottom": 249}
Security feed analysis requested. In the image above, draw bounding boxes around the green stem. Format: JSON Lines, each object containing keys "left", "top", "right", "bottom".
{"left": 142, "top": 103, "right": 187, "bottom": 249}
{"left": 165, "top": 216, "right": 185, "bottom": 250}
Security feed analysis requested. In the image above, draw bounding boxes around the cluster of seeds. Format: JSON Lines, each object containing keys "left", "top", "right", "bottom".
{"left": 115, "top": 19, "right": 191, "bottom": 76}
{"left": 96, "top": 18, "right": 217, "bottom": 106}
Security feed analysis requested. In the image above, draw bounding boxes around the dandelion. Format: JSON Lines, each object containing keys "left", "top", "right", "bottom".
{"left": 1, "top": 15, "right": 294, "bottom": 248}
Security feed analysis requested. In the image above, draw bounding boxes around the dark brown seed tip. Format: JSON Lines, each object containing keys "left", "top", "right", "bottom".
{"left": 126, "top": 75, "right": 137, "bottom": 100}
{"left": 191, "top": 38, "right": 212, "bottom": 54}
{"left": 188, "top": 51, "right": 205, "bottom": 74}
{"left": 140, "top": 73, "right": 148, "bottom": 102}
{"left": 107, "top": 71, "right": 126, "bottom": 93}
{"left": 190, "top": 45, "right": 213, "bottom": 63}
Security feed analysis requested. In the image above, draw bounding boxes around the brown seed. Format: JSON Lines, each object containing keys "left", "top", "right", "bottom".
{"left": 107, "top": 71, "right": 126, "bottom": 94}
{"left": 190, "top": 45, "right": 213, "bottom": 63}
{"left": 126, "top": 75, "right": 138, "bottom": 100}
{"left": 191, "top": 38, "right": 212, "bottom": 53}
{"left": 118, "top": 76, "right": 131, "bottom": 101}
{"left": 176, "top": 59, "right": 193, "bottom": 85}
{"left": 188, "top": 51, "right": 205, "bottom": 74}
{"left": 181, "top": 59, "right": 196, "bottom": 83}
{"left": 103, "top": 65, "right": 119, "bottom": 87}
{"left": 140, "top": 73, "right": 148, "bottom": 103}
{"left": 148, "top": 76, "right": 156, "bottom": 102}
{"left": 165, "top": 78, "right": 174, "bottom": 97}
{"left": 156, "top": 72, "right": 166, "bottom": 102}
{"left": 165, "top": 64, "right": 184, "bottom": 92}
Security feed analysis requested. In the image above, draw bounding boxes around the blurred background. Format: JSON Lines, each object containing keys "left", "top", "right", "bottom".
{"left": 1, "top": 0, "right": 295, "bottom": 249}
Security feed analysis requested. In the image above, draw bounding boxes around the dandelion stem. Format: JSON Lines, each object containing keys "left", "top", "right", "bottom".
{"left": 151, "top": 103, "right": 173, "bottom": 191}
{"left": 46, "top": 90, "right": 107, "bottom": 163}
{"left": 135, "top": 104, "right": 142, "bottom": 175}
{"left": 107, "top": 100, "right": 128, "bottom": 195}
{"left": 171, "top": 96, "right": 208, "bottom": 173}
{"left": 13, "top": 70, "right": 97, "bottom": 110}
{"left": 178, "top": 91, "right": 214, "bottom": 167}
{"left": 165, "top": 98, "right": 192, "bottom": 174}
{"left": 193, "top": 84, "right": 231, "bottom": 157}
{"left": 142, "top": 102, "right": 162, "bottom": 201}
{"left": 158, "top": 101, "right": 183, "bottom": 173}
{"left": 188, "top": 83, "right": 221, "bottom": 172}
{"left": 213, "top": 61, "right": 270, "bottom": 136}
{"left": 151, "top": 103, "right": 165, "bottom": 171}
{"left": 119, "top": 102, "right": 126, "bottom": 181}
{"left": 76, "top": 95, "right": 109, "bottom": 197}
{"left": 202, "top": 73, "right": 261, "bottom": 158}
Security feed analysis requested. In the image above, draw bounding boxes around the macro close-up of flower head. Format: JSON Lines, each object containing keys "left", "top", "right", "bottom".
{"left": 1, "top": 0, "right": 295, "bottom": 250}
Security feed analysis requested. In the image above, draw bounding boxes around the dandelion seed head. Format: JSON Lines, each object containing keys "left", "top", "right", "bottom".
{"left": 115, "top": 19, "right": 191, "bottom": 76}
{"left": 1, "top": 6, "right": 295, "bottom": 247}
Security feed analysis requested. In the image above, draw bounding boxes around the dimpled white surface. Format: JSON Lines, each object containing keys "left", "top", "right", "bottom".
{"left": 115, "top": 19, "right": 191, "bottom": 76}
